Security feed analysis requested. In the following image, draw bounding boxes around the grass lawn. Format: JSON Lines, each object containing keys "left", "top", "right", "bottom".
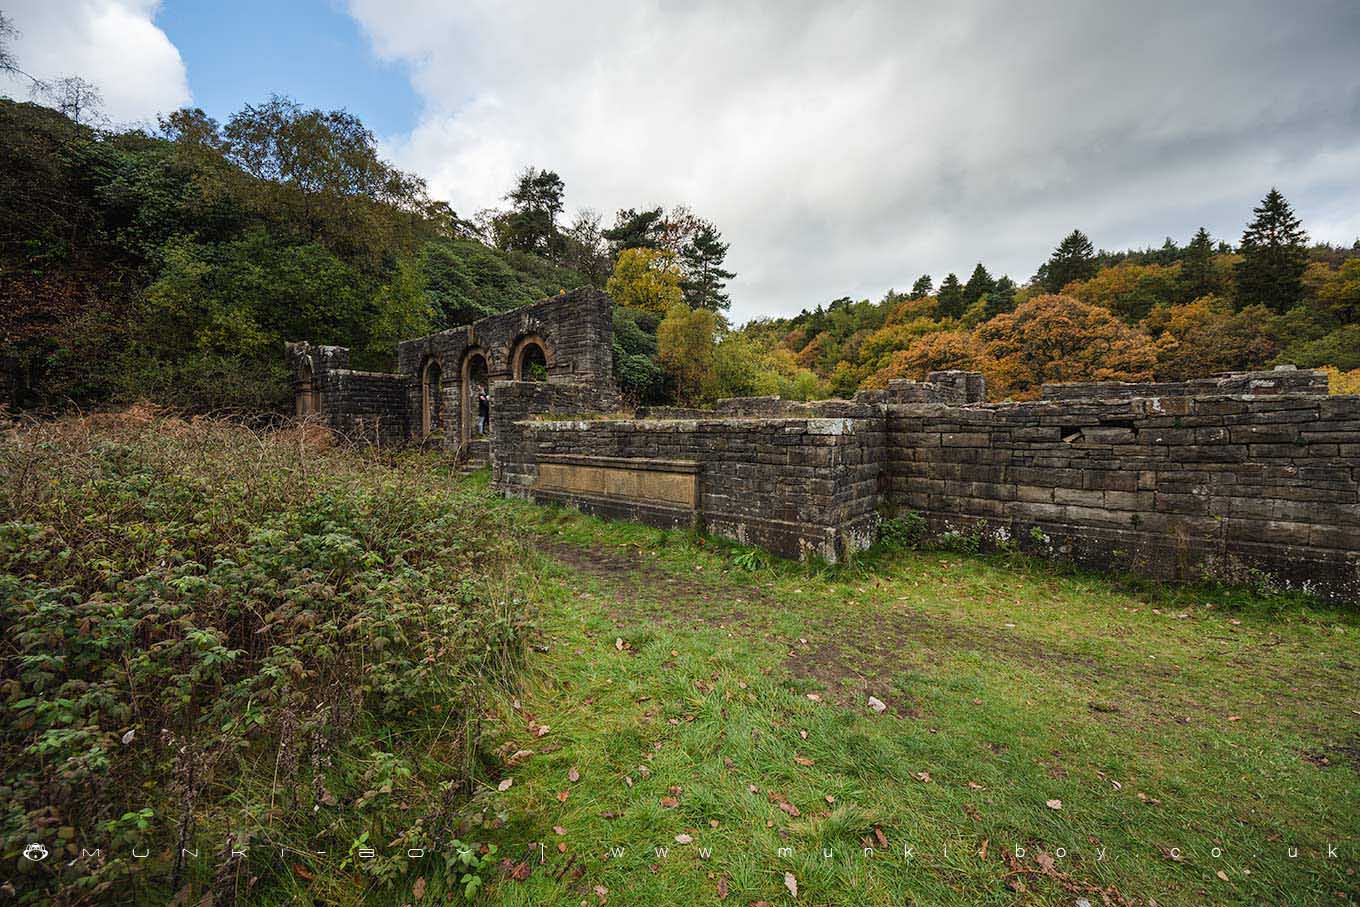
{"left": 456, "top": 471, "right": 1359, "bottom": 907}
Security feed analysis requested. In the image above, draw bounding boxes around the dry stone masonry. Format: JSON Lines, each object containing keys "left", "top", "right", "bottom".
{"left": 288, "top": 291, "right": 1360, "bottom": 603}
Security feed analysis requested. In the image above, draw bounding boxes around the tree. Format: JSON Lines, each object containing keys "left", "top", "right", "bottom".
{"left": 215, "top": 96, "right": 432, "bottom": 264}
{"left": 863, "top": 330, "right": 983, "bottom": 389}
{"left": 982, "top": 275, "right": 1017, "bottom": 320}
{"left": 603, "top": 207, "right": 664, "bottom": 257}
{"left": 39, "top": 76, "right": 104, "bottom": 126}
{"left": 657, "top": 303, "right": 717, "bottom": 404}
{"left": 909, "top": 274, "right": 933, "bottom": 299}
{"left": 1236, "top": 188, "right": 1308, "bottom": 313}
{"left": 498, "top": 166, "right": 566, "bottom": 259}
{"left": 680, "top": 223, "right": 735, "bottom": 311}
{"left": 563, "top": 208, "right": 611, "bottom": 286}
{"left": 936, "top": 273, "right": 965, "bottom": 318}
{"left": 975, "top": 294, "right": 1156, "bottom": 399}
{"left": 963, "top": 263, "right": 995, "bottom": 306}
{"left": 1151, "top": 296, "right": 1280, "bottom": 380}
{"left": 1177, "top": 227, "right": 1219, "bottom": 302}
{"left": 1039, "top": 229, "right": 1097, "bottom": 292}
{"left": 605, "top": 247, "right": 684, "bottom": 315}
{"left": 1064, "top": 262, "right": 1177, "bottom": 323}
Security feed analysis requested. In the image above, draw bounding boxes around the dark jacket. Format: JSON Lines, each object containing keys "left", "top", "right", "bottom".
{"left": 477, "top": 394, "right": 490, "bottom": 418}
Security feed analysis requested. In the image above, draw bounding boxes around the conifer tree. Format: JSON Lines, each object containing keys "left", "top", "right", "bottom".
{"left": 1040, "top": 229, "right": 1097, "bottom": 292}
{"left": 909, "top": 274, "right": 933, "bottom": 299}
{"left": 1236, "top": 188, "right": 1308, "bottom": 313}
{"left": 1177, "top": 227, "right": 1218, "bottom": 302}
{"left": 680, "top": 223, "right": 735, "bottom": 312}
{"left": 937, "top": 273, "right": 965, "bottom": 318}
{"left": 983, "top": 275, "right": 1017, "bottom": 320}
{"left": 963, "top": 263, "right": 995, "bottom": 305}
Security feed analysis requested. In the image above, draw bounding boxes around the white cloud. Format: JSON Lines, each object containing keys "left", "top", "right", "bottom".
{"left": 349, "top": 1, "right": 1360, "bottom": 320}
{"left": 1, "top": 0, "right": 190, "bottom": 126}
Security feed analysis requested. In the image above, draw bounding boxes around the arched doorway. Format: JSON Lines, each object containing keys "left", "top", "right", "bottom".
{"left": 461, "top": 349, "right": 489, "bottom": 444}
{"left": 512, "top": 337, "right": 550, "bottom": 381}
{"left": 421, "top": 358, "right": 443, "bottom": 436}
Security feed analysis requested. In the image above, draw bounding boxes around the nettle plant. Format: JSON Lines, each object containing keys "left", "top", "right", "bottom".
{"left": 0, "top": 415, "right": 530, "bottom": 905}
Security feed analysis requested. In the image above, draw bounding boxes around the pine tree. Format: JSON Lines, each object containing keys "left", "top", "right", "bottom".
{"left": 963, "top": 263, "right": 995, "bottom": 305}
{"left": 937, "top": 273, "right": 965, "bottom": 318}
{"left": 1236, "top": 188, "right": 1308, "bottom": 313}
{"left": 603, "top": 207, "right": 665, "bottom": 258}
{"left": 1177, "top": 227, "right": 1218, "bottom": 302}
{"left": 500, "top": 167, "right": 567, "bottom": 259}
{"left": 1040, "top": 229, "right": 1097, "bottom": 292}
{"left": 681, "top": 223, "right": 735, "bottom": 312}
{"left": 982, "top": 275, "right": 1017, "bottom": 320}
{"left": 909, "top": 274, "right": 933, "bottom": 299}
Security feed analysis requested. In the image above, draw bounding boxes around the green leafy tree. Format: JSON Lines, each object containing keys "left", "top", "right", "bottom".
{"left": 681, "top": 223, "right": 735, "bottom": 311}
{"left": 909, "top": 274, "right": 933, "bottom": 299}
{"left": 657, "top": 303, "right": 718, "bottom": 404}
{"left": 937, "top": 272, "right": 965, "bottom": 318}
{"left": 982, "top": 275, "right": 1017, "bottom": 320}
{"left": 1040, "top": 229, "right": 1097, "bottom": 292}
{"left": 496, "top": 166, "right": 566, "bottom": 259}
{"left": 963, "top": 263, "right": 995, "bottom": 306}
{"left": 1177, "top": 227, "right": 1219, "bottom": 302}
{"left": 1236, "top": 188, "right": 1308, "bottom": 313}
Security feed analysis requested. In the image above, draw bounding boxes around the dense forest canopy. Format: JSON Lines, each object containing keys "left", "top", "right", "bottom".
{"left": 2, "top": 54, "right": 1358, "bottom": 413}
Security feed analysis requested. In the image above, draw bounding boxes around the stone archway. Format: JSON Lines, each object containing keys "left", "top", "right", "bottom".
{"left": 460, "top": 349, "right": 489, "bottom": 444}
{"left": 421, "top": 357, "right": 443, "bottom": 436}
{"left": 512, "top": 335, "right": 551, "bottom": 381}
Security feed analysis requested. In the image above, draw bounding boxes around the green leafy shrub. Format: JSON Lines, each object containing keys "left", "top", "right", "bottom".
{"left": 877, "top": 512, "right": 928, "bottom": 551}
{"left": 0, "top": 412, "right": 530, "bottom": 904}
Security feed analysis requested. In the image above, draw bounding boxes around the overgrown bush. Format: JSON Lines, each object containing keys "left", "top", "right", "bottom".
{"left": 0, "top": 410, "right": 530, "bottom": 904}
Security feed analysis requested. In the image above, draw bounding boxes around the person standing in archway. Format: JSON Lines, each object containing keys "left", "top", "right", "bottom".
{"left": 477, "top": 386, "right": 490, "bottom": 435}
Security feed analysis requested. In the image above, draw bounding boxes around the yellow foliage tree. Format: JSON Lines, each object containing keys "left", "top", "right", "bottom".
{"left": 605, "top": 248, "right": 684, "bottom": 316}
{"left": 657, "top": 303, "right": 717, "bottom": 404}
{"left": 975, "top": 294, "right": 1156, "bottom": 399}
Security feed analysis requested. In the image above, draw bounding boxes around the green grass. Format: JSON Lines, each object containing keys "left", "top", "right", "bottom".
{"left": 459, "top": 469, "right": 1360, "bottom": 907}
{"left": 4, "top": 426, "right": 1355, "bottom": 906}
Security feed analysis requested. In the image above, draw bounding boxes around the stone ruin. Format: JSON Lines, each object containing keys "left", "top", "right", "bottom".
{"left": 287, "top": 289, "right": 1360, "bottom": 603}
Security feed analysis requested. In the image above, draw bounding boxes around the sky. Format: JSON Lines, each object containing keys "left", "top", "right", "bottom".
{"left": 3, "top": 0, "right": 1359, "bottom": 322}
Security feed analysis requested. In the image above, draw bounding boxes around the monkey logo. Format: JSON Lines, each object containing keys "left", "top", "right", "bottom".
{"left": 23, "top": 843, "right": 49, "bottom": 861}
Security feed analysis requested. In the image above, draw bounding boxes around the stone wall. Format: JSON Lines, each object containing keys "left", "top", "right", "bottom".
{"left": 285, "top": 288, "right": 615, "bottom": 448}
{"left": 493, "top": 367, "right": 1358, "bottom": 601}
{"left": 886, "top": 374, "right": 1359, "bottom": 601}
{"left": 494, "top": 396, "right": 886, "bottom": 562}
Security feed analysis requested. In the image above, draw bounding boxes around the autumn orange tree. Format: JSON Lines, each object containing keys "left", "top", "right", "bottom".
{"left": 1147, "top": 296, "right": 1280, "bottom": 380}
{"left": 975, "top": 295, "right": 1156, "bottom": 398}
{"left": 861, "top": 330, "right": 982, "bottom": 389}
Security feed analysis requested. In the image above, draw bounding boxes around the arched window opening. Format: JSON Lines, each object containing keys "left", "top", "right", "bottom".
{"left": 422, "top": 359, "right": 443, "bottom": 436}
{"left": 516, "top": 340, "right": 548, "bottom": 382}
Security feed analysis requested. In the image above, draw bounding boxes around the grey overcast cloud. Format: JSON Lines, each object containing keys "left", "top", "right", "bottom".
{"left": 8, "top": 0, "right": 1360, "bottom": 321}
{"left": 353, "top": 0, "right": 1360, "bottom": 320}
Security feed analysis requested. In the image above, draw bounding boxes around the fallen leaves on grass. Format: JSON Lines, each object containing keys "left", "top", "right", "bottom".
{"left": 556, "top": 790, "right": 570, "bottom": 802}
{"left": 1046, "top": 799, "right": 1063, "bottom": 810}
{"left": 497, "top": 778, "right": 513, "bottom": 792}
{"left": 784, "top": 872, "right": 798, "bottom": 897}
{"left": 660, "top": 796, "right": 679, "bottom": 808}
{"left": 794, "top": 755, "right": 815, "bottom": 767}
{"left": 867, "top": 695, "right": 887, "bottom": 713}
{"left": 675, "top": 834, "right": 693, "bottom": 844}
{"left": 568, "top": 766, "right": 581, "bottom": 783}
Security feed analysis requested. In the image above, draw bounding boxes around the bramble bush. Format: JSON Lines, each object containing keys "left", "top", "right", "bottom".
{"left": 0, "top": 409, "right": 529, "bottom": 905}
